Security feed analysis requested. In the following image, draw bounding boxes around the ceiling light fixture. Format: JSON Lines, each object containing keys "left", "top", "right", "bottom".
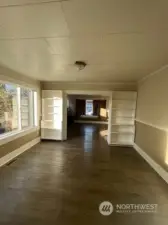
{"left": 74, "top": 61, "right": 87, "bottom": 70}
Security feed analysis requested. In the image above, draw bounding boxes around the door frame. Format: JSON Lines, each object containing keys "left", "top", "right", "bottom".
{"left": 63, "top": 90, "right": 112, "bottom": 144}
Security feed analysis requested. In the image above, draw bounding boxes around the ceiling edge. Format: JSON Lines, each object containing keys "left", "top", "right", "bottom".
{"left": 138, "top": 64, "right": 168, "bottom": 85}
{"left": 41, "top": 81, "right": 137, "bottom": 86}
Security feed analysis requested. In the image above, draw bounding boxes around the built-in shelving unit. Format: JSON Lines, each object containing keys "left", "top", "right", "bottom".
{"left": 110, "top": 91, "right": 137, "bottom": 146}
{"left": 21, "top": 97, "right": 30, "bottom": 128}
{"left": 41, "top": 90, "right": 63, "bottom": 140}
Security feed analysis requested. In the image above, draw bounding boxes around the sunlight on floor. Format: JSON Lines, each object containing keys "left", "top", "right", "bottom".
{"left": 100, "top": 129, "right": 108, "bottom": 141}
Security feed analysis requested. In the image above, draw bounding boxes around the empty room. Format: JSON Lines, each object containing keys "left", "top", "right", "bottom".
{"left": 0, "top": 0, "right": 168, "bottom": 224}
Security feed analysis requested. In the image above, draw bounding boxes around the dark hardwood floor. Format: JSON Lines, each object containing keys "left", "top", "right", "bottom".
{"left": 0, "top": 123, "right": 168, "bottom": 225}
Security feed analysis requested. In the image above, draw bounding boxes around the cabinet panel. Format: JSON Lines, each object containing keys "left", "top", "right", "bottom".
{"left": 110, "top": 91, "right": 137, "bottom": 146}
{"left": 41, "top": 90, "right": 63, "bottom": 140}
{"left": 111, "top": 133, "right": 134, "bottom": 145}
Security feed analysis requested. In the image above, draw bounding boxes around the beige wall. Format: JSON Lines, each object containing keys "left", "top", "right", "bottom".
{"left": 41, "top": 81, "right": 137, "bottom": 91}
{"left": 0, "top": 65, "right": 40, "bottom": 89}
{"left": 0, "top": 65, "right": 41, "bottom": 159}
{"left": 135, "top": 66, "right": 168, "bottom": 171}
{"left": 0, "top": 131, "right": 40, "bottom": 158}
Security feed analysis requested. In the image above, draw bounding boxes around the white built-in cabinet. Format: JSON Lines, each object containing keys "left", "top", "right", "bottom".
{"left": 109, "top": 91, "right": 137, "bottom": 146}
{"left": 41, "top": 90, "right": 136, "bottom": 145}
{"left": 41, "top": 90, "right": 67, "bottom": 140}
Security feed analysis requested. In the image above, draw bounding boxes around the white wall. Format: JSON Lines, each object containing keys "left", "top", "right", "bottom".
{"left": 42, "top": 81, "right": 137, "bottom": 91}
{"left": 136, "top": 66, "right": 168, "bottom": 130}
{"left": 135, "top": 66, "right": 168, "bottom": 172}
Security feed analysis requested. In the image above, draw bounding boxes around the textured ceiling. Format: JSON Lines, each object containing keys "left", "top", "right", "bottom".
{"left": 0, "top": 0, "right": 167, "bottom": 82}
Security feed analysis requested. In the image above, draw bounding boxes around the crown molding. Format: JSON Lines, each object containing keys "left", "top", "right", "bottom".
{"left": 138, "top": 64, "right": 168, "bottom": 84}
{"left": 0, "top": 0, "right": 69, "bottom": 8}
{"left": 41, "top": 81, "right": 136, "bottom": 86}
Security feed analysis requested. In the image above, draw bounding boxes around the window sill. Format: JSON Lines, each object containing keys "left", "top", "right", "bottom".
{"left": 0, "top": 126, "right": 40, "bottom": 146}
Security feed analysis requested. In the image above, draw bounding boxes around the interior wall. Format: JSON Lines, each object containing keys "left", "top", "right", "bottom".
{"left": 0, "top": 65, "right": 41, "bottom": 159}
{"left": 135, "top": 66, "right": 168, "bottom": 171}
{"left": 68, "top": 95, "right": 108, "bottom": 120}
{"left": 41, "top": 81, "right": 137, "bottom": 91}
{"left": 67, "top": 95, "right": 108, "bottom": 116}
{"left": 0, "top": 131, "right": 40, "bottom": 159}
{"left": 67, "top": 95, "right": 76, "bottom": 116}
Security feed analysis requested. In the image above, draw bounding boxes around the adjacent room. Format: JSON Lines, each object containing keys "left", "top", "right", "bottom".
{"left": 67, "top": 93, "right": 109, "bottom": 141}
{"left": 0, "top": 0, "right": 168, "bottom": 224}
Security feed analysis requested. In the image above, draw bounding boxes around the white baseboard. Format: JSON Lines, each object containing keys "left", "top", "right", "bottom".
{"left": 74, "top": 120, "right": 108, "bottom": 124}
{"left": 0, "top": 137, "right": 40, "bottom": 168}
{"left": 134, "top": 143, "right": 168, "bottom": 184}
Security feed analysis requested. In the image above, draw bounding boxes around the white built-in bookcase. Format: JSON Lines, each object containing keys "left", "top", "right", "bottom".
{"left": 41, "top": 90, "right": 136, "bottom": 145}
{"left": 41, "top": 90, "right": 63, "bottom": 140}
{"left": 110, "top": 91, "right": 137, "bottom": 146}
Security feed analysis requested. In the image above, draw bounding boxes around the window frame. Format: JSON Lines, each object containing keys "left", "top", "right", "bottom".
{"left": 20, "top": 87, "right": 33, "bottom": 129}
{"left": 0, "top": 79, "right": 38, "bottom": 145}
{"left": 85, "top": 99, "right": 93, "bottom": 116}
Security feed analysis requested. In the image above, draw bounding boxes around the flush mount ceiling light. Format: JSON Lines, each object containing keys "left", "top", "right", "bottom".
{"left": 74, "top": 61, "right": 87, "bottom": 70}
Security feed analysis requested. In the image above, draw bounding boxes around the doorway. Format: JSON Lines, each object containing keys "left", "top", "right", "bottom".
{"left": 64, "top": 90, "right": 112, "bottom": 144}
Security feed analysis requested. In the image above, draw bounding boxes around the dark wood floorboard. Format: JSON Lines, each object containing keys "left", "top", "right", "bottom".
{"left": 0, "top": 123, "right": 168, "bottom": 225}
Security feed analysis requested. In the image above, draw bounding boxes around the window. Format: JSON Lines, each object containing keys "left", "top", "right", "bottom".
{"left": 85, "top": 100, "right": 93, "bottom": 115}
{"left": 21, "top": 88, "right": 31, "bottom": 128}
{"left": 0, "top": 83, "right": 18, "bottom": 135}
{"left": 0, "top": 81, "right": 37, "bottom": 137}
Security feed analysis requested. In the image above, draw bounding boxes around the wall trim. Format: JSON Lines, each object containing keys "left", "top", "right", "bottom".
{"left": 135, "top": 119, "right": 168, "bottom": 132}
{"left": 66, "top": 90, "right": 112, "bottom": 96}
{"left": 43, "top": 81, "right": 136, "bottom": 86}
{"left": 134, "top": 143, "right": 168, "bottom": 184}
{"left": 0, "top": 73, "right": 40, "bottom": 90}
{"left": 0, "top": 137, "right": 40, "bottom": 168}
{"left": 0, "top": 127, "right": 40, "bottom": 146}
{"left": 74, "top": 120, "right": 108, "bottom": 124}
